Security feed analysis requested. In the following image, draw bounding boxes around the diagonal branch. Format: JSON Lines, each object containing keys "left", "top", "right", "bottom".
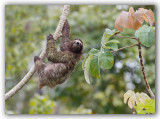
{"left": 137, "top": 43, "right": 155, "bottom": 99}
{"left": 5, "top": 5, "right": 70, "bottom": 101}
{"left": 114, "top": 34, "right": 155, "bottom": 99}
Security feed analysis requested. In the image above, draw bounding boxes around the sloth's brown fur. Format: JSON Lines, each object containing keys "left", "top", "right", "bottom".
{"left": 34, "top": 20, "right": 83, "bottom": 89}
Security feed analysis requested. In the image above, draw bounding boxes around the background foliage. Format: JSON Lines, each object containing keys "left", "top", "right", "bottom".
{"left": 5, "top": 5, "right": 155, "bottom": 114}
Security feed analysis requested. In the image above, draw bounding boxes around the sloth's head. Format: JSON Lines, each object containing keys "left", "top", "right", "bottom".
{"left": 70, "top": 39, "right": 83, "bottom": 53}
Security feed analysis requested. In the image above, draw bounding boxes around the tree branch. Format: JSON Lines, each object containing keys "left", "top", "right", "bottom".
{"left": 114, "top": 34, "right": 155, "bottom": 99}
{"left": 5, "top": 5, "right": 70, "bottom": 101}
{"left": 137, "top": 43, "right": 155, "bottom": 99}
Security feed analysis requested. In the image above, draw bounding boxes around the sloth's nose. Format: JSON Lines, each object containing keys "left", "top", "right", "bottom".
{"left": 76, "top": 42, "right": 80, "bottom": 45}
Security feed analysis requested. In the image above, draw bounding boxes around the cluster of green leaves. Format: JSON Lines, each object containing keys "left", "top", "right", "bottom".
{"left": 134, "top": 99, "right": 155, "bottom": 114}
{"left": 82, "top": 29, "right": 119, "bottom": 84}
{"left": 135, "top": 25, "right": 155, "bottom": 47}
{"left": 82, "top": 24, "right": 155, "bottom": 114}
{"left": 29, "top": 94, "right": 55, "bottom": 114}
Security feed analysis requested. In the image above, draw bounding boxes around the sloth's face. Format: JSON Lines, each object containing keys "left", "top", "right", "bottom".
{"left": 70, "top": 39, "right": 83, "bottom": 53}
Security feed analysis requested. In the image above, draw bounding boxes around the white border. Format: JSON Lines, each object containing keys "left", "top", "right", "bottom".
{"left": 1, "top": 0, "right": 159, "bottom": 119}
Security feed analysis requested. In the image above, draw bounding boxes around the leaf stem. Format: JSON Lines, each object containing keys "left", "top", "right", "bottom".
{"left": 115, "top": 33, "right": 140, "bottom": 43}
{"left": 111, "top": 44, "right": 138, "bottom": 53}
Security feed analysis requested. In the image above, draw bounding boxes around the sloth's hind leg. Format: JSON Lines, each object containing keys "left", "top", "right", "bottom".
{"left": 34, "top": 56, "right": 46, "bottom": 71}
{"left": 34, "top": 56, "right": 46, "bottom": 89}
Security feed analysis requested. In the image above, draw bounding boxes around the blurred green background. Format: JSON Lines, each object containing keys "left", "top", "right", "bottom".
{"left": 5, "top": 5, "right": 155, "bottom": 114}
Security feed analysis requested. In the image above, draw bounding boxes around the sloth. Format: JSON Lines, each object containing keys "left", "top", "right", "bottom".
{"left": 34, "top": 20, "right": 83, "bottom": 89}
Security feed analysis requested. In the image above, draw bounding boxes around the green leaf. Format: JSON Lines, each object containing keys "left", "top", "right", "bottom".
{"left": 134, "top": 99, "right": 155, "bottom": 114}
{"left": 82, "top": 48, "right": 99, "bottom": 70}
{"left": 82, "top": 54, "right": 89, "bottom": 70}
{"left": 105, "top": 28, "right": 117, "bottom": 35}
{"left": 144, "top": 99, "right": 155, "bottom": 114}
{"left": 89, "top": 48, "right": 100, "bottom": 56}
{"left": 90, "top": 56, "right": 100, "bottom": 79}
{"left": 101, "top": 29, "right": 118, "bottom": 47}
{"left": 103, "top": 46, "right": 110, "bottom": 49}
{"left": 105, "top": 42, "right": 118, "bottom": 51}
{"left": 107, "top": 39, "right": 120, "bottom": 44}
{"left": 135, "top": 25, "right": 155, "bottom": 47}
{"left": 99, "top": 50, "right": 114, "bottom": 69}
{"left": 84, "top": 55, "right": 94, "bottom": 84}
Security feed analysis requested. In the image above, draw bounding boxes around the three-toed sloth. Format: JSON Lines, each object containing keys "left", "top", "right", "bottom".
{"left": 34, "top": 20, "right": 83, "bottom": 89}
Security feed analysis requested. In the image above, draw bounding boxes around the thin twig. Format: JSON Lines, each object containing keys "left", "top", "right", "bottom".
{"left": 137, "top": 43, "right": 155, "bottom": 99}
{"left": 132, "top": 108, "right": 136, "bottom": 114}
{"left": 115, "top": 34, "right": 140, "bottom": 43}
{"left": 5, "top": 5, "right": 70, "bottom": 101}
{"left": 111, "top": 44, "right": 138, "bottom": 53}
